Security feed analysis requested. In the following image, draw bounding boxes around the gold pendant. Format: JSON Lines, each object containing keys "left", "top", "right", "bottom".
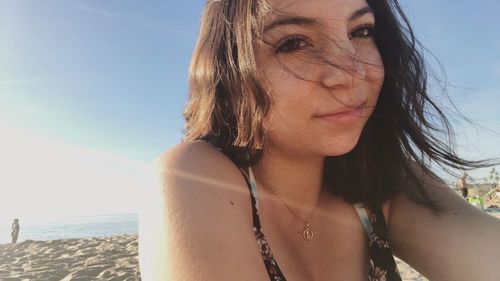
{"left": 302, "top": 223, "right": 314, "bottom": 241}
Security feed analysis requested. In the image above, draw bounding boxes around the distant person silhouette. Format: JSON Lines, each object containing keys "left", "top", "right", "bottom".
{"left": 11, "top": 218, "right": 20, "bottom": 243}
{"left": 461, "top": 186, "right": 469, "bottom": 199}
{"left": 459, "top": 172, "right": 469, "bottom": 199}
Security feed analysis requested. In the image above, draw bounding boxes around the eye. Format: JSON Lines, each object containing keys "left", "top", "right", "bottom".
{"left": 349, "top": 24, "right": 375, "bottom": 39}
{"left": 275, "top": 35, "right": 311, "bottom": 53}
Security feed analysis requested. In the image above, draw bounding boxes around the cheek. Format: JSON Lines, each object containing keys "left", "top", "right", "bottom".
{"left": 369, "top": 51, "right": 385, "bottom": 83}
{"left": 357, "top": 42, "right": 384, "bottom": 80}
{"left": 257, "top": 65, "right": 307, "bottom": 132}
{"left": 262, "top": 89, "right": 313, "bottom": 138}
{"left": 262, "top": 68, "right": 314, "bottom": 114}
{"left": 365, "top": 55, "right": 385, "bottom": 102}
{"left": 373, "top": 69, "right": 384, "bottom": 101}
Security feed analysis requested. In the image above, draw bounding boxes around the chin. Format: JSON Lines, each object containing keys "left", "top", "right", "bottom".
{"left": 322, "top": 132, "right": 362, "bottom": 157}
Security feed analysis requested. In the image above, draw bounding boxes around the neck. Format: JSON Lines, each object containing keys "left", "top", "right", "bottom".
{"left": 252, "top": 146, "right": 326, "bottom": 215}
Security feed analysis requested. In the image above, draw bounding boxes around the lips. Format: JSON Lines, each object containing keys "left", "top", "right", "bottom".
{"left": 315, "top": 104, "right": 367, "bottom": 124}
{"left": 316, "top": 102, "right": 367, "bottom": 117}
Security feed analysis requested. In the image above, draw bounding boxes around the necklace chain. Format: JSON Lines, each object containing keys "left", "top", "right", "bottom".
{"left": 267, "top": 187, "right": 319, "bottom": 223}
{"left": 261, "top": 179, "right": 322, "bottom": 241}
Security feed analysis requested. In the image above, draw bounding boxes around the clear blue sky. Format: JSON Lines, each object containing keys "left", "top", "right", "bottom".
{"left": 0, "top": 0, "right": 499, "bottom": 220}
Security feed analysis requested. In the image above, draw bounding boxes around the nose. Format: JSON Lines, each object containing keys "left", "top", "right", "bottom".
{"left": 319, "top": 44, "right": 366, "bottom": 89}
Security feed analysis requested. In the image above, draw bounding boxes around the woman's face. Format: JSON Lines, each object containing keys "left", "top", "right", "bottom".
{"left": 254, "top": 0, "right": 384, "bottom": 157}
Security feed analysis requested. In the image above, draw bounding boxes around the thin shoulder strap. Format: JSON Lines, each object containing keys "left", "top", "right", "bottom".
{"left": 354, "top": 203, "right": 371, "bottom": 235}
{"left": 245, "top": 167, "right": 287, "bottom": 280}
{"left": 239, "top": 167, "right": 262, "bottom": 230}
{"left": 367, "top": 206, "right": 403, "bottom": 281}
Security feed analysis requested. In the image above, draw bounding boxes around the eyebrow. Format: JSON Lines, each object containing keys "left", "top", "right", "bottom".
{"left": 263, "top": 6, "right": 374, "bottom": 33}
{"left": 349, "top": 6, "right": 373, "bottom": 21}
{"left": 263, "top": 16, "right": 319, "bottom": 33}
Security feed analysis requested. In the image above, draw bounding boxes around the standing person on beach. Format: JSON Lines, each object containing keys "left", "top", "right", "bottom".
{"left": 11, "top": 219, "right": 19, "bottom": 244}
{"left": 139, "top": 0, "right": 500, "bottom": 280}
{"left": 458, "top": 172, "right": 469, "bottom": 199}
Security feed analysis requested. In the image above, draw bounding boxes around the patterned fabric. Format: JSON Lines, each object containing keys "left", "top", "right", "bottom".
{"left": 200, "top": 137, "right": 401, "bottom": 280}
{"left": 367, "top": 207, "right": 402, "bottom": 281}
{"left": 244, "top": 167, "right": 402, "bottom": 281}
{"left": 242, "top": 168, "right": 286, "bottom": 280}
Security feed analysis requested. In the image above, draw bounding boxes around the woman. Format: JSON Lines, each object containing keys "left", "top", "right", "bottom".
{"left": 139, "top": 0, "right": 500, "bottom": 280}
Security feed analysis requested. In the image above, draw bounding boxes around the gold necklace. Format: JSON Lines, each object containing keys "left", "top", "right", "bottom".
{"left": 265, "top": 182, "right": 322, "bottom": 241}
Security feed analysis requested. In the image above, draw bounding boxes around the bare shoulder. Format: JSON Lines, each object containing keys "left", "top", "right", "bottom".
{"left": 151, "top": 140, "right": 253, "bottom": 229}
{"left": 151, "top": 141, "right": 253, "bottom": 221}
{"left": 139, "top": 141, "right": 268, "bottom": 281}
{"left": 154, "top": 140, "right": 236, "bottom": 176}
{"left": 388, "top": 166, "right": 500, "bottom": 280}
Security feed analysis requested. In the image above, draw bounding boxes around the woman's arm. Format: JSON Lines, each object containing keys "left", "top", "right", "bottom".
{"left": 138, "top": 141, "right": 269, "bottom": 281}
{"left": 388, "top": 171, "right": 500, "bottom": 281}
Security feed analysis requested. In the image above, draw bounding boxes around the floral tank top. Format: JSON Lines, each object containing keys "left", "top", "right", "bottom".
{"left": 201, "top": 136, "right": 402, "bottom": 281}
{"left": 243, "top": 167, "right": 402, "bottom": 281}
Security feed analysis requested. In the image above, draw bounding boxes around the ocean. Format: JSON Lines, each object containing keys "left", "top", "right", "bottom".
{"left": 0, "top": 213, "right": 138, "bottom": 245}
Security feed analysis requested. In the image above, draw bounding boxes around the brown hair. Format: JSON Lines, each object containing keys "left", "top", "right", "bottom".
{"left": 184, "top": 0, "right": 270, "bottom": 164}
{"left": 183, "top": 0, "right": 495, "bottom": 209}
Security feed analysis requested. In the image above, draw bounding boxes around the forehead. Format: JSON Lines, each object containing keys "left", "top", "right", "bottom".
{"left": 263, "top": 0, "right": 370, "bottom": 23}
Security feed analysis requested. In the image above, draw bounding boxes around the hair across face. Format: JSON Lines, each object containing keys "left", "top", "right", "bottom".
{"left": 184, "top": 0, "right": 384, "bottom": 158}
{"left": 184, "top": 0, "right": 492, "bottom": 208}
{"left": 253, "top": 0, "right": 385, "bottom": 157}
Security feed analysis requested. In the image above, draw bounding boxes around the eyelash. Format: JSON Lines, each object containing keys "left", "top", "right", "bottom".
{"left": 349, "top": 24, "right": 375, "bottom": 39}
{"left": 275, "top": 35, "right": 310, "bottom": 54}
{"left": 274, "top": 23, "right": 376, "bottom": 54}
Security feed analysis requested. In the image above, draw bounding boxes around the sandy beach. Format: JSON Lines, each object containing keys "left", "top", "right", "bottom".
{"left": 0, "top": 235, "right": 140, "bottom": 281}
{"left": 396, "top": 258, "right": 428, "bottom": 281}
{"left": 1, "top": 213, "right": 499, "bottom": 281}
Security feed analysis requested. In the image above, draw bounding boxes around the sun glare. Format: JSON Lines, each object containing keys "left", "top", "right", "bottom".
{"left": 0, "top": 120, "right": 151, "bottom": 226}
